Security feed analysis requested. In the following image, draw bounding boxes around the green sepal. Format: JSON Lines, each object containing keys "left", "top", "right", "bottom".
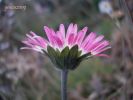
{"left": 77, "top": 52, "right": 91, "bottom": 61}
{"left": 60, "top": 46, "right": 69, "bottom": 69}
{"left": 46, "top": 45, "right": 91, "bottom": 70}
{"left": 47, "top": 46, "right": 61, "bottom": 67}
{"left": 66, "top": 45, "right": 79, "bottom": 69}
{"left": 78, "top": 50, "right": 82, "bottom": 57}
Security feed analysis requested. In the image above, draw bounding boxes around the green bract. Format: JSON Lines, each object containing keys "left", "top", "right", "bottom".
{"left": 46, "top": 45, "right": 91, "bottom": 70}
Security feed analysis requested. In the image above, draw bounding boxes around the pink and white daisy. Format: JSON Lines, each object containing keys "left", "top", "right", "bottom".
{"left": 21, "top": 23, "right": 111, "bottom": 69}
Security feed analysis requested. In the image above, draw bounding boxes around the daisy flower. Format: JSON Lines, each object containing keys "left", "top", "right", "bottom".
{"left": 21, "top": 23, "right": 111, "bottom": 70}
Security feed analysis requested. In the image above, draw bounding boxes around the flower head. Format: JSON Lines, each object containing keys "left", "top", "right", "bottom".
{"left": 21, "top": 23, "right": 111, "bottom": 70}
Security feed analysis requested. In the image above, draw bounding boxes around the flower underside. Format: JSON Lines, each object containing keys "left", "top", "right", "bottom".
{"left": 21, "top": 23, "right": 111, "bottom": 70}
{"left": 46, "top": 45, "right": 91, "bottom": 70}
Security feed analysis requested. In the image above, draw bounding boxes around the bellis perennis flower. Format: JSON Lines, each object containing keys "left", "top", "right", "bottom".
{"left": 21, "top": 23, "right": 111, "bottom": 70}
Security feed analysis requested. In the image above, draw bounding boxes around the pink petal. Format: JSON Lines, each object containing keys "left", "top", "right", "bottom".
{"left": 95, "top": 54, "right": 111, "bottom": 58}
{"left": 28, "top": 37, "right": 41, "bottom": 46}
{"left": 44, "top": 26, "right": 51, "bottom": 40}
{"left": 24, "top": 34, "right": 47, "bottom": 49}
{"left": 56, "top": 31, "right": 64, "bottom": 44}
{"left": 52, "top": 36, "right": 63, "bottom": 48}
{"left": 69, "top": 24, "right": 78, "bottom": 45}
{"left": 35, "top": 37, "right": 47, "bottom": 48}
{"left": 82, "top": 27, "right": 88, "bottom": 34}
{"left": 73, "top": 24, "right": 78, "bottom": 34}
{"left": 26, "top": 38, "right": 39, "bottom": 46}
{"left": 75, "top": 27, "right": 88, "bottom": 46}
{"left": 29, "top": 32, "right": 47, "bottom": 48}
{"left": 81, "top": 32, "right": 96, "bottom": 49}
{"left": 92, "top": 35, "right": 104, "bottom": 44}
{"left": 68, "top": 33, "right": 75, "bottom": 46}
{"left": 22, "top": 41, "right": 33, "bottom": 47}
{"left": 59, "top": 24, "right": 65, "bottom": 38}
{"left": 51, "top": 28, "right": 56, "bottom": 35}
{"left": 85, "top": 35, "right": 104, "bottom": 51}
{"left": 93, "top": 46, "right": 111, "bottom": 54}
{"left": 29, "top": 31, "right": 37, "bottom": 36}
{"left": 21, "top": 47, "right": 31, "bottom": 49}
{"left": 66, "top": 23, "right": 74, "bottom": 41}
{"left": 26, "top": 34, "right": 33, "bottom": 39}
{"left": 92, "top": 41, "right": 109, "bottom": 52}
{"left": 73, "top": 34, "right": 78, "bottom": 44}
{"left": 44, "top": 26, "right": 55, "bottom": 46}
{"left": 67, "top": 23, "right": 73, "bottom": 34}
{"left": 21, "top": 46, "right": 43, "bottom": 53}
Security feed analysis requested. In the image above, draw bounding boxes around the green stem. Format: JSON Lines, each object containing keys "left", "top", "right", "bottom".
{"left": 61, "top": 69, "right": 68, "bottom": 100}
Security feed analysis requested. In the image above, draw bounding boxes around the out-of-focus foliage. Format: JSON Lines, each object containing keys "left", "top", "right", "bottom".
{"left": 1, "top": 0, "right": 133, "bottom": 100}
